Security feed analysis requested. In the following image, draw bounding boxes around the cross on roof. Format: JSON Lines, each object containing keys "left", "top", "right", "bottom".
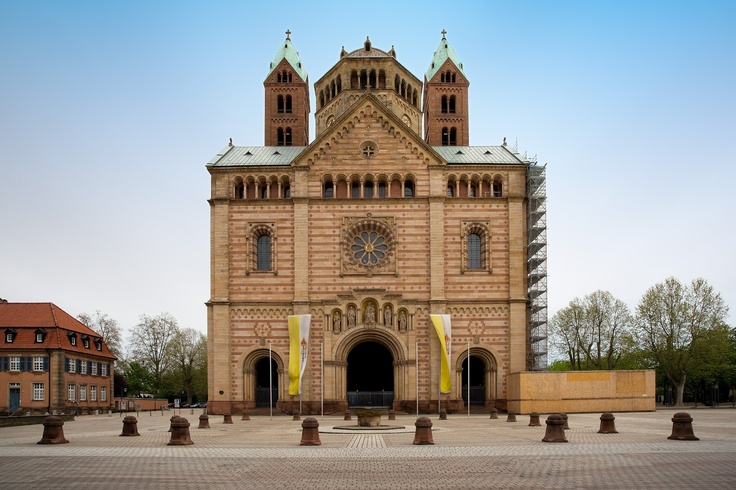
{"left": 441, "top": 29, "right": 447, "bottom": 39}
{"left": 285, "top": 29, "right": 291, "bottom": 40}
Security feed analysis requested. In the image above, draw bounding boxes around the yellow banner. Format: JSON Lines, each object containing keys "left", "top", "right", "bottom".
{"left": 288, "top": 315, "right": 310, "bottom": 396}
{"left": 430, "top": 314, "right": 452, "bottom": 393}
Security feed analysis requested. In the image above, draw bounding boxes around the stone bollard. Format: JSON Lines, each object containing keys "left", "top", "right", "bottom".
{"left": 344, "top": 411, "right": 352, "bottom": 421}
{"left": 198, "top": 414, "right": 210, "bottom": 429}
{"left": 388, "top": 409, "right": 396, "bottom": 421}
{"left": 489, "top": 408, "right": 498, "bottom": 419}
{"left": 292, "top": 410, "right": 301, "bottom": 421}
{"left": 559, "top": 412, "right": 570, "bottom": 430}
{"left": 37, "top": 416, "right": 69, "bottom": 444}
{"left": 598, "top": 412, "right": 618, "bottom": 434}
{"left": 223, "top": 412, "right": 233, "bottom": 424}
{"left": 168, "top": 417, "right": 194, "bottom": 445}
{"left": 668, "top": 412, "right": 699, "bottom": 441}
{"left": 241, "top": 410, "right": 250, "bottom": 421}
{"left": 542, "top": 414, "right": 568, "bottom": 443}
{"left": 528, "top": 412, "right": 541, "bottom": 426}
{"left": 413, "top": 416, "right": 434, "bottom": 445}
{"left": 439, "top": 409, "right": 447, "bottom": 420}
{"left": 300, "top": 417, "right": 321, "bottom": 446}
{"left": 120, "top": 415, "right": 140, "bottom": 436}
{"left": 506, "top": 411, "right": 517, "bottom": 423}
{"left": 169, "top": 415, "right": 180, "bottom": 432}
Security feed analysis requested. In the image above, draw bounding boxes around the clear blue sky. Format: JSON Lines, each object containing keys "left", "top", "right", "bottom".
{"left": 2, "top": 1, "right": 734, "bottom": 346}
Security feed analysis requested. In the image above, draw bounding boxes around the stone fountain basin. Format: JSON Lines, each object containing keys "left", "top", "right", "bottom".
{"left": 350, "top": 407, "right": 389, "bottom": 427}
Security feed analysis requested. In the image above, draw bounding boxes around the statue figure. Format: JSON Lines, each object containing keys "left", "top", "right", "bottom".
{"left": 347, "top": 306, "right": 356, "bottom": 327}
{"left": 332, "top": 312, "right": 341, "bottom": 334}
{"left": 365, "top": 303, "right": 375, "bottom": 324}
{"left": 384, "top": 307, "right": 392, "bottom": 327}
{"left": 398, "top": 312, "right": 407, "bottom": 332}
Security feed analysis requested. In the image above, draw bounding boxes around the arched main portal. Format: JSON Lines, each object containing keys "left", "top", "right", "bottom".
{"left": 346, "top": 341, "right": 394, "bottom": 407}
{"left": 461, "top": 355, "right": 486, "bottom": 406}
{"left": 254, "top": 357, "right": 278, "bottom": 407}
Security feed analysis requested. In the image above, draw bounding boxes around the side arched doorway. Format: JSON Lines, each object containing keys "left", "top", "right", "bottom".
{"left": 461, "top": 356, "right": 486, "bottom": 406}
{"left": 254, "top": 357, "right": 278, "bottom": 408}
{"left": 346, "top": 341, "right": 394, "bottom": 407}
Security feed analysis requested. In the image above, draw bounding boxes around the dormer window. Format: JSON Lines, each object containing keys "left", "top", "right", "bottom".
{"left": 82, "top": 335, "right": 90, "bottom": 349}
{"left": 68, "top": 332, "right": 77, "bottom": 346}
{"left": 35, "top": 329, "right": 47, "bottom": 343}
{"left": 5, "top": 329, "right": 16, "bottom": 343}
{"left": 94, "top": 338, "right": 103, "bottom": 351}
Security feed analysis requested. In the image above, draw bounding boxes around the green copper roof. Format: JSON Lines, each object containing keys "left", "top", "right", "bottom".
{"left": 267, "top": 33, "right": 308, "bottom": 81}
{"left": 425, "top": 33, "right": 464, "bottom": 80}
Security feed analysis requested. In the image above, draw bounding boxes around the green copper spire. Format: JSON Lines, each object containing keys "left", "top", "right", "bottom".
{"left": 425, "top": 29, "right": 464, "bottom": 81}
{"left": 267, "top": 29, "right": 308, "bottom": 81}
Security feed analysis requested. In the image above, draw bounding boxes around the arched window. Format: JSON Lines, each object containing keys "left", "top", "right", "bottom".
{"left": 378, "top": 182, "right": 387, "bottom": 198}
{"left": 492, "top": 178, "right": 503, "bottom": 197}
{"left": 449, "top": 95, "right": 456, "bottom": 113}
{"left": 404, "top": 181, "right": 414, "bottom": 198}
{"left": 283, "top": 185, "right": 290, "bottom": 198}
{"left": 277, "top": 127, "right": 285, "bottom": 146}
{"left": 450, "top": 127, "right": 457, "bottom": 146}
{"left": 284, "top": 127, "right": 292, "bottom": 146}
{"left": 442, "top": 127, "right": 449, "bottom": 146}
{"left": 441, "top": 95, "right": 448, "bottom": 113}
{"left": 351, "top": 181, "right": 360, "bottom": 198}
{"left": 285, "top": 95, "right": 292, "bottom": 113}
{"left": 256, "top": 235, "right": 272, "bottom": 271}
{"left": 260, "top": 185, "right": 268, "bottom": 199}
{"left": 324, "top": 180, "right": 334, "bottom": 198}
{"left": 446, "top": 184, "right": 454, "bottom": 197}
{"left": 364, "top": 181, "right": 374, "bottom": 198}
{"left": 462, "top": 222, "right": 491, "bottom": 273}
{"left": 234, "top": 179, "right": 245, "bottom": 199}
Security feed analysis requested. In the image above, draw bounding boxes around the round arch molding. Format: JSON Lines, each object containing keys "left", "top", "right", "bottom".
{"left": 453, "top": 346, "right": 498, "bottom": 407}
{"left": 330, "top": 328, "right": 410, "bottom": 410}
{"left": 240, "top": 348, "right": 285, "bottom": 412}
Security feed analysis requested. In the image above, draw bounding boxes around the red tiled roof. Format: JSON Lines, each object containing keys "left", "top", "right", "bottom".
{"left": 0, "top": 302, "right": 116, "bottom": 359}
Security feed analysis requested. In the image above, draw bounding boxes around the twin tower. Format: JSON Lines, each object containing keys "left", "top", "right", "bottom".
{"left": 264, "top": 31, "right": 469, "bottom": 148}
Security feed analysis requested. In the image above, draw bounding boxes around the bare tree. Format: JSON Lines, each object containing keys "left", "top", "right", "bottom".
{"left": 549, "top": 298, "right": 586, "bottom": 369}
{"left": 77, "top": 310, "right": 123, "bottom": 359}
{"left": 128, "top": 312, "right": 179, "bottom": 394}
{"left": 635, "top": 277, "right": 729, "bottom": 406}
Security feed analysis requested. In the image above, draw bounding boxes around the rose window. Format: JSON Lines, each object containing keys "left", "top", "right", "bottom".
{"left": 351, "top": 231, "right": 388, "bottom": 265}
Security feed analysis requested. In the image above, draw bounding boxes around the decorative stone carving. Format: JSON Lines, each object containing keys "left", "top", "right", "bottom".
{"left": 332, "top": 312, "right": 342, "bottom": 334}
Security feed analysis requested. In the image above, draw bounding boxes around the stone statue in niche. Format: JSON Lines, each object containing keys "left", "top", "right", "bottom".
{"left": 347, "top": 306, "right": 356, "bottom": 328}
{"left": 398, "top": 312, "right": 407, "bottom": 332}
{"left": 365, "top": 303, "right": 375, "bottom": 325}
{"left": 384, "top": 307, "right": 392, "bottom": 327}
{"left": 332, "top": 312, "right": 342, "bottom": 334}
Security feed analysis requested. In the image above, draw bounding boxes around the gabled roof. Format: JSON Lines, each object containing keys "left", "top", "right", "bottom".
{"left": 207, "top": 145, "right": 305, "bottom": 167}
{"left": 0, "top": 302, "right": 116, "bottom": 359}
{"left": 425, "top": 33, "right": 465, "bottom": 81}
{"left": 433, "top": 146, "right": 527, "bottom": 165}
{"left": 267, "top": 34, "right": 308, "bottom": 81}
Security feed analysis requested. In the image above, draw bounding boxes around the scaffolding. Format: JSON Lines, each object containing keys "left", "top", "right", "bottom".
{"left": 526, "top": 161, "right": 548, "bottom": 370}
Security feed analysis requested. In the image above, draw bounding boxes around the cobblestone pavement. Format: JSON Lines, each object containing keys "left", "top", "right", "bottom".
{"left": 1, "top": 408, "right": 735, "bottom": 489}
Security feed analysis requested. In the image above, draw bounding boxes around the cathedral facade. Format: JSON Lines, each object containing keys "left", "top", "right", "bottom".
{"left": 206, "top": 32, "right": 547, "bottom": 414}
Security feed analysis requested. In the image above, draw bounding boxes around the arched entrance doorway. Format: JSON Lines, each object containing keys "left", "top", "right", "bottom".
{"left": 346, "top": 341, "right": 394, "bottom": 407}
{"left": 461, "top": 355, "right": 487, "bottom": 406}
{"left": 254, "top": 357, "right": 278, "bottom": 408}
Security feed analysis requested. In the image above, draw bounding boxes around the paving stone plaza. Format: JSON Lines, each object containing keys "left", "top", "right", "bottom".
{"left": 1, "top": 408, "right": 734, "bottom": 488}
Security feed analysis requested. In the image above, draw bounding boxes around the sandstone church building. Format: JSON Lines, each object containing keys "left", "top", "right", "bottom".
{"left": 206, "top": 31, "right": 547, "bottom": 414}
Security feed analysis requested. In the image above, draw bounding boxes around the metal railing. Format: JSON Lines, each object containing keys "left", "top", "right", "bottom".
{"left": 347, "top": 391, "right": 394, "bottom": 407}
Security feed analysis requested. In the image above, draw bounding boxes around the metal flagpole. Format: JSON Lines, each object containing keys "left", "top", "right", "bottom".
{"left": 320, "top": 341, "right": 324, "bottom": 418}
{"left": 269, "top": 341, "right": 273, "bottom": 420}
{"left": 415, "top": 341, "right": 419, "bottom": 416}
{"left": 438, "top": 345, "right": 441, "bottom": 416}
{"left": 467, "top": 341, "right": 471, "bottom": 417}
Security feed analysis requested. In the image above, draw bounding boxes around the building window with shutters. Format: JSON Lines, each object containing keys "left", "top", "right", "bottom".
{"left": 33, "top": 356, "right": 46, "bottom": 371}
{"left": 91, "top": 362, "right": 98, "bottom": 376}
{"left": 9, "top": 356, "right": 20, "bottom": 371}
{"left": 33, "top": 383, "right": 45, "bottom": 401}
{"left": 67, "top": 358, "right": 76, "bottom": 373}
{"left": 80, "top": 360, "right": 87, "bottom": 375}
{"left": 101, "top": 386, "right": 107, "bottom": 401}
{"left": 68, "top": 384, "right": 76, "bottom": 402}
{"left": 80, "top": 385, "right": 87, "bottom": 401}
{"left": 90, "top": 385, "right": 97, "bottom": 402}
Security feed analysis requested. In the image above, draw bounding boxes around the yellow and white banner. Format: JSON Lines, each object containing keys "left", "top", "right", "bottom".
{"left": 288, "top": 314, "right": 311, "bottom": 396}
{"left": 430, "top": 314, "right": 452, "bottom": 393}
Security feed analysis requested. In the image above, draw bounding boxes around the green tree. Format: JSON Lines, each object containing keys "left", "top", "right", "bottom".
{"left": 123, "top": 361, "right": 153, "bottom": 396}
{"left": 634, "top": 277, "right": 729, "bottom": 406}
{"left": 128, "top": 312, "right": 179, "bottom": 395}
{"left": 549, "top": 291, "right": 633, "bottom": 370}
{"left": 164, "top": 328, "right": 207, "bottom": 404}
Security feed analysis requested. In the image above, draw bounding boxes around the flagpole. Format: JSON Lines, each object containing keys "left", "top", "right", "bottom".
{"left": 466, "top": 341, "right": 471, "bottom": 417}
{"left": 320, "top": 341, "right": 324, "bottom": 419}
{"left": 438, "top": 346, "right": 441, "bottom": 416}
{"left": 269, "top": 341, "right": 273, "bottom": 420}
{"left": 415, "top": 341, "right": 419, "bottom": 416}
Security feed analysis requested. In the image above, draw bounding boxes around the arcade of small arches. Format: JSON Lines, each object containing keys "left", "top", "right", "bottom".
{"left": 327, "top": 299, "right": 409, "bottom": 334}
{"left": 275, "top": 70, "right": 293, "bottom": 83}
{"left": 231, "top": 173, "right": 504, "bottom": 200}
{"left": 317, "top": 70, "right": 420, "bottom": 110}
{"left": 440, "top": 70, "right": 457, "bottom": 83}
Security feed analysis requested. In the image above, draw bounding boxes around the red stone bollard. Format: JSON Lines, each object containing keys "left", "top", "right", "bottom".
{"left": 506, "top": 411, "right": 517, "bottom": 422}
{"left": 528, "top": 412, "right": 541, "bottom": 426}
{"left": 668, "top": 412, "right": 699, "bottom": 441}
{"left": 300, "top": 417, "right": 321, "bottom": 446}
{"left": 439, "top": 409, "right": 447, "bottom": 420}
{"left": 344, "top": 411, "right": 352, "bottom": 421}
{"left": 168, "top": 415, "right": 180, "bottom": 432}
{"left": 38, "top": 416, "right": 69, "bottom": 444}
{"left": 489, "top": 408, "right": 498, "bottom": 420}
{"left": 542, "top": 414, "right": 568, "bottom": 443}
{"left": 223, "top": 412, "right": 233, "bottom": 424}
{"left": 168, "top": 417, "right": 194, "bottom": 445}
{"left": 559, "top": 412, "right": 570, "bottom": 429}
{"left": 120, "top": 415, "right": 140, "bottom": 436}
{"left": 292, "top": 410, "right": 301, "bottom": 421}
{"left": 198, "top": 414, "right": 210, "bottom": 429}
{"left": 413, "top": 416, "right": 434, "bottom": 445}
{"left": 388, "top": 409, "right": 396, "bottom": 421}
{"left": 598, "top": 412, "right": 618, "bottom": 434}
{"left": 241, "top": 409, "right": 250, "bottom": 421}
